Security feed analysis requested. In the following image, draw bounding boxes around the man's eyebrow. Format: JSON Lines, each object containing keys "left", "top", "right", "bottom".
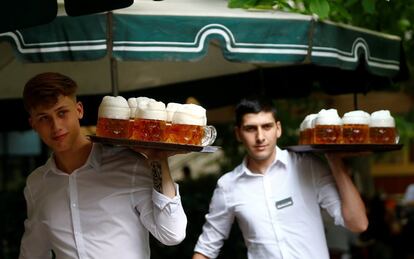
{"left": 242, "top": 122, "right": 275, "bottom": 128}
{"left": 33, "top": 105, "right": 68, "bottom": 118}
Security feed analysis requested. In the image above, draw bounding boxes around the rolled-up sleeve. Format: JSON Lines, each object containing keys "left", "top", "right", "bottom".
{"left": 194, "top": 183, "right": 234, "bottom": 259}
{"left": 137, "top": 183, "right": 187, "bottom": 246}
{"left": 311, "top": 157, "right": 344, "bottom": 227}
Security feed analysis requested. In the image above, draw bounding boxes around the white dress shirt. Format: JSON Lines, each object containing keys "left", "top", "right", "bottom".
{"left": 194, "top": 146, "right": 344, "bottom": 259}
{"left": 19, "top": 143, "right": 187, "bottom": 259}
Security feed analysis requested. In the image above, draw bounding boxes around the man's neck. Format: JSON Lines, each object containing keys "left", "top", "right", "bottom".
{"left": 54, "top": 136, "right": 92, "bottom": 174}
{"left": 246, "top": 155, "right": 276, "bottom": 175}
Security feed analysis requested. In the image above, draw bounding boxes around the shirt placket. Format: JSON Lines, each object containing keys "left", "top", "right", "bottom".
{"left": 69, "top": 174, "right": 88, "bottom": 259}
{"left": 263, "top": 172, "right": 289, "bottom": 259}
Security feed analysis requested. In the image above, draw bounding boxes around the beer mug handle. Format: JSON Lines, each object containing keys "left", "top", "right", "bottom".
{"left": 202, "top": 125, "right": 217, "bottom": 146}
{"left": 395, "top": 129, "right": 400, "bottom": 144}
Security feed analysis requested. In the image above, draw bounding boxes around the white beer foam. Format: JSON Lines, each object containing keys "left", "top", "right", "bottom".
{"left": 136, "top": 100, "right": 167, "bottom": 121}
{"left": 129, "top": 97, "right": 155, "bottom": 118}
{"left": 98, "top": 96, "right": 130, "bottom": 120}
{"left": 342, "top": 110, "right": 370, "bottom": 125}
{"left": 128, "top": 98, "right": 138, "bottom": 119}
{"left": 166, "top": 102, "right": 183, "bottom": 122}
{"left": 173, "top": 103, "right": 207, "bottom": 126}
{"left": 299, "top": 119, "right": 306, "bottom": 131}
{"left": 314, "top": 109, "right": 342, "bottom": 126}
{"left": 303, "top": 113, "right": 317, "bottom": 129}
{"left": 300, "top": 114, "right": 316, "bottom": 131}
{"left": 370, "top": 110, "right": 395, "bottom": 127}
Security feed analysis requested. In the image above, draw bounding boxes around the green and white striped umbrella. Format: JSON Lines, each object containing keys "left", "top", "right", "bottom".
{"left": 0, "top": 0, "right": 407, "bottom": 121}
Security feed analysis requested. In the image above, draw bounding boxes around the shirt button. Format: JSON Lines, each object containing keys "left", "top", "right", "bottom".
{"left": 72, "top": 203, "right": 77, "bottom": 207}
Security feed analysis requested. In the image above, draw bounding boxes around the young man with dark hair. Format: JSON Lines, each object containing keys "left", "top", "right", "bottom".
{"left": 19, "top": 72, "right": 187, "bottom": 259}
{"left": 193, "top": 96, "right": 368, "bottom": 259}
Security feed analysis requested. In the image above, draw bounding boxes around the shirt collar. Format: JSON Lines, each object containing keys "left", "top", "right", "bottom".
{"left": 43, "top": 143, "right": 102, "bottom": 177}
{"left": 240, "top": 145, "right": 289, "bottom": 176}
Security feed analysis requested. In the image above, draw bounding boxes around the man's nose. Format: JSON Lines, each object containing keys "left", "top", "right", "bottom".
{"left": 256, "top": 128, "right": 265, "bottom": 142}
{"left": 51, "top": 116, "right": 62, "bottom": 130}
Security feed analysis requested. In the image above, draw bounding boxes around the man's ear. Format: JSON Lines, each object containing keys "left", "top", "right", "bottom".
{"left": 76, "top": 101, "right": 84, "bottom": 119}
{"left": 276, "top": 121, "right": 282, "bottom": 139}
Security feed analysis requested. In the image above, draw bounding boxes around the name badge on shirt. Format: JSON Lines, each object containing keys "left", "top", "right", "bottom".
{"left": 275, "top": 197, "right": 293, "bottom": 210}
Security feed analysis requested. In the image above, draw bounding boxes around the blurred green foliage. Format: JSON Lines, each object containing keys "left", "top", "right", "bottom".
{"left": 228, "top": 0, "right": 414, "bottom": 68}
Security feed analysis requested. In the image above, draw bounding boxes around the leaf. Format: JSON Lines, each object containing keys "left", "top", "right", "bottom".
{"left": 362, "top": 0, "right": 376, "bottom": 14}
{"left": 228, "top": 0, "right": 258, "bottom": 9}
{"left": 330, "top": 2, "right": 352, "bottom": 22}
{"left": 344, "top": 0, "right": 359, "bottom": 8}
{"left": 309, "top": 0, "right": 330, "bottom": 19}
{"left": 255, "top": 0, "right": 277, "bottom": 9}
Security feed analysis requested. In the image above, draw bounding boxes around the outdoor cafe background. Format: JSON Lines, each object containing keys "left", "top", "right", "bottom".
{"left": 0, "top": 0, "right": 413, "bottom": 258}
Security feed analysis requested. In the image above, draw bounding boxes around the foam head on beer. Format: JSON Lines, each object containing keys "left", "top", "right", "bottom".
{"left": 166, "top": 102, "right": 183, "bottom": 122}
{"left": 128, "top": 98, "right": 137, "bottom": 119}
{"left": 172, "top": 104, "right": 207, "bottom": 126}
{"left": 314, "top": 109, "right": 342, "bottom": 125}
{"left": 128, "top": 97, "right": 155, "bottom": 119}
{"left": 299, "top": 113, "right": 317, "bottom": 144}
{"left": 342, "top": 110, "right": 370, "bottom": 125}
{"left": 313, "top": 109, "right": 342, "bottom": 144}
{"left": 304, "top": 114, "right": 318, "bottom": 129}
{"left": 98, "top": 96, "right": 130, "bottom": 120}
{"left": 342, "top": 110, "right": 370, "bottom": 144}
{"left": 96, "top": 96, "right": 131, "bottom": 138}
{"left": 369, "top": 110, "right": 395, "bottom": 127}
{"left": 369, "top": 110, "right": 397, "bottom": 144}
{"left": 136, "top": 100, "right": 167, "bottom": 121}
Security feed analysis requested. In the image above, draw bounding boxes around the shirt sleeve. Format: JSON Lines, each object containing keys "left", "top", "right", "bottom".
{"left": 19, "top": 185, "right": 53, "bottom": 259}
{"left": 310, "top": 155, "right": 345, "bottom": 227}
{"left": 194, "top": 183, "right": 234, "bottom": 259}
{"left": 136, "top": 183, "right": 187, "bottom": 246}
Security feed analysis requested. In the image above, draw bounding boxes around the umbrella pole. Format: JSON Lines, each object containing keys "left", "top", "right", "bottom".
{"left": 107, "top": 12, "right": 119, "bottom": 96}
{"left": 353, "top": 92, "right": 358, "bottom": 110}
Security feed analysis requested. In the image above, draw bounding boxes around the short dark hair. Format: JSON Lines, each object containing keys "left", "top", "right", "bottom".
{"left": 235, "top": 96, "right": 277, "bottom": 127}
{"left": 23, "top": 72, "right": 78, "bottom": 113}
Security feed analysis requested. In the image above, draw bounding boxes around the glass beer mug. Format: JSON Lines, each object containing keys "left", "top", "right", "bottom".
{"left": 164, "top": 104, "right": 217, "bottom": 146}
{"left": 342, "top": 110, "right": 370, "bottom": 144}
{"left": 132, "top": 101, "right": 167, "bottom": 142}
{"left": 369, "top": 110, "right": 398, "bottom": 144}
{"left": 96, "top": 96, "right": 131, "bottom": 139}
{"left": 313, "top": 109, "right": 342, "bottom": 144}
{"left": 299, "top": 114, "right": 317, "bottom": 145}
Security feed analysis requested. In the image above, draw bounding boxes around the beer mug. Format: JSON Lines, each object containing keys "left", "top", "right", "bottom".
{"left": 369, "top": 110, "right": 398, "bottom": 144}
{"left": 132, "top": 101, "right": 167, "bottom": 142}
{"left": 299, "top": 114, "right": 317, "bottom": 145}
{"left": 164, "top": 104, "right": 216, "bottom": 146}
{"left": 165, "top": 122, "right": 217, "bottom": 146}
{"left": 313, "top": 109, "right": 342, "bottom": 144}
{"left": 96, "top": 96, "right": 131, "bottom": 139}
{"left": 128, "top": 97, "right": 156, "bottom": 138}
{"left": 342, "top": 110, "right": 370, "bottom": 144}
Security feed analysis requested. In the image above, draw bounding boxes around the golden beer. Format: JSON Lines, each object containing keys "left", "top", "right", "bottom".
{"left": 369, "top": 127, "right": 397, "bottom": 144}
{"left": 299, "top": 128, "right": 314, "bottom": 144}
{"left": 132, "top": 118, "right": 166, "bottom": 142}
{"left": 304, "top": 128, "right": 314, "bottom": 144}
{"left": 164, "top": 124, "right": 204, "bottom": 145}
{"left": 299, "top": 130, "right": 305, "bottom": 145}
{"left": 342, "top": 124, "right": 369, "bottom": 144}
{"left": 314, "top": 125, "right": 342, "bottom": 144}
{"left": 96, "top": 117, "right": 131, "bottom": 139}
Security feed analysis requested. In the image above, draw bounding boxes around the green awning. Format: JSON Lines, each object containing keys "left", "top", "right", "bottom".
{"left": 0, "top": 0, "right": 409, "bottom": 130}
{"left": 0, "top": 0, "right": 403, "bottom": 77}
